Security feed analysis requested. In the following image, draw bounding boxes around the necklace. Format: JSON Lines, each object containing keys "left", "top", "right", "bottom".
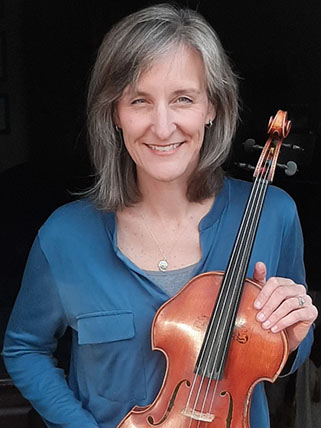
{"left": 139, "top": 211, "right": 187, "bottom": 272}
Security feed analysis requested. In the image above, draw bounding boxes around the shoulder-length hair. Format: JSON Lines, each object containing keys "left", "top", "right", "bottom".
{"left": 86, "top": 3, "right": 239, "bottom": 210}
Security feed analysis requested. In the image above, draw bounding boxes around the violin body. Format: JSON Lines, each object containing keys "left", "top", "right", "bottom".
{"left": 118, "top": 272, "right": 288, "bottom": 428}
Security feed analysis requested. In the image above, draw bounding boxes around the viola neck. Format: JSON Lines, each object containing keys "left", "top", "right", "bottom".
{"left": 196, "top": 175, "right": 270, "bottom": 380}
{"left": 225, "top": 175, "right": 269, "bottom": 293}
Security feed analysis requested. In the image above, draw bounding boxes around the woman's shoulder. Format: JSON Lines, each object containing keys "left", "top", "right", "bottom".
{"left": 224, "top": 176, "right": 300, "bottom": 246}
{"left": 225, "top": 176, "right": 299, "bottom": 235}
{"left": 43, "top": 198, "right": 97, "bottom": 223}
{"left": 226, "top": 176, "right": 297, "bottom": 210}
{"left": 38, "top": 198, "right": 111, "bottom": 242}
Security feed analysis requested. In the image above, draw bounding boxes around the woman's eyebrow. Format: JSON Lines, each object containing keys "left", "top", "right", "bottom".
{"left": 124, "top": 87, "right": 202, "bottom": 98}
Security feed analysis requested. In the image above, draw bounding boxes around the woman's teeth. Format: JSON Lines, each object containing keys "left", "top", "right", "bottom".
{"left": 149, "top": 143, "right": 181, "bottom": 152}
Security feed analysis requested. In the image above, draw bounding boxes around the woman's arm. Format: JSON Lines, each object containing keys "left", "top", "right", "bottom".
{"left": 2, "top": 236, "right": 99, "bottom": 428}
{"left": 252, "top": 205, "right": 317, "bottom": 369}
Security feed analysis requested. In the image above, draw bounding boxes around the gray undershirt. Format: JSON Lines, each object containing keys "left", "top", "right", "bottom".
{"left": 144, "top": 263, "right": 198, "bottom": 297}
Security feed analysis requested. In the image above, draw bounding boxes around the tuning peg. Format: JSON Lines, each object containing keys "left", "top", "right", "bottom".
{"left": 243, "top": 138, "right": 304, "bottom": 153}
{"left": 243, "top": 139, "right": 263, "bottom": 152}
{"left": 236, "top": 161, "right": 298, "bottom": 176}
{"left": 281, "top": 143, "right": 304, "bottom": 152}
{"left": 234, "top": 162, "right": 256, "bottom": 172}
{"left": 276, "top": 160, "right": 298, "bottom": 176}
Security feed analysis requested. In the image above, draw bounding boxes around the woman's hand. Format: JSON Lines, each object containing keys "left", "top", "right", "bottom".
{"left": 253, "top": 261, "right": 318, "bottom": 352}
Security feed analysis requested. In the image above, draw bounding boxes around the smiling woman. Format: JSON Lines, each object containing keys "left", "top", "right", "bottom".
{"left": 115, "top": 46, "right": 215, "bottom": 186}
{"left": 86, "top": 4, "right": 238, "bottom": 210}
{"left": 2, "top": 3, "right": 317, "bottom": 428}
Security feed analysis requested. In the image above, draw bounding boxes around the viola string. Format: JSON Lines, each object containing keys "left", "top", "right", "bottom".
{"left": 205, "top": 172, "right": 269, "bottom": 415}
{"left": 208, "top": 161, "right": 270, "bottom": 373}
{"left": 187, "top": 159, "right": 272, "bottom": 424}
{"left": 183, "top": 170, "right": 268, "bottom": 421}
{"left": 202, "top": 171, "right": 269, "bottom": 422}
{"left": 184, "top": 154, "right": 273, "bottom": 425}
{"left": 184, "top": 181, "right": 261, "bottom": 427}
{"left": 202, "top": 168, "right": 268, "bottom": 374}
{"left": 203, "top": 161, "right": 271, "bottom": 418}
{"left": 184, "top": 171, "right": 264, "bottom": 425}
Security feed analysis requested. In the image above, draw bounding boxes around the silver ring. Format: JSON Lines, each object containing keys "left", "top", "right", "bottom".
{"left": 298, "top": 296, "right": 305, "bottom": 307}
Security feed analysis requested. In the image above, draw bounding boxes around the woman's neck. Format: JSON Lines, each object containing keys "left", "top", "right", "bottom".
{"left": 137, "top": 177, "right": 194, "bottom": 222}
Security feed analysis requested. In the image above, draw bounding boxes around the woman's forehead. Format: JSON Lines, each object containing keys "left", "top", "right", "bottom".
{"left": 128, "top": 45, "right": 206, "bottom": 91}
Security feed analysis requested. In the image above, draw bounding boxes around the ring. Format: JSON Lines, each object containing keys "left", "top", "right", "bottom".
{"left": 298, "top": 296, "right": 305, "bottom": 307}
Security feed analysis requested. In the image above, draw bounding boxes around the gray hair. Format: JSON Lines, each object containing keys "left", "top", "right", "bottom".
{"left": 86, "top": 3, "right": 239, "bottom": 210}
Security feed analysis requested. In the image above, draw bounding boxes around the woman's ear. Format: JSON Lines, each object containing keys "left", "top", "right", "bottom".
{"left": 206, "top": 103, "right": 216, "bottom": 125}
{"left": 113, "top": 107, "right": 121, "bottom": 130}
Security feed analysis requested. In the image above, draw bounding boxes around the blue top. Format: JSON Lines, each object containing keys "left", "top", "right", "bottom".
{"left": 2, "top": 177, "right": 313, "bottom": 428}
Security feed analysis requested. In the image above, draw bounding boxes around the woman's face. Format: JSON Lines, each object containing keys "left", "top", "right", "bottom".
{"left": 115, "top": 46, "right": 215, "bottom": 187}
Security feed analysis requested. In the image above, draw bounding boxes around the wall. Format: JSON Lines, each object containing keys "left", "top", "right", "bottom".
{"left": 0, "top": 0, "right": 29, "bottom": 172}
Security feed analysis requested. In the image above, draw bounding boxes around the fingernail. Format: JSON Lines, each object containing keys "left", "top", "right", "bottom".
{"left": 262, "top": 320, "right": 270, "bottom": 328}
{"left": 271, "top": 325, "right": 279, "bottom": 332}
{"left": 257, "top": 312, "right": 265, "bottom": 321}
{"left": 254, "top": 300, "right": 262, "bottom": 309}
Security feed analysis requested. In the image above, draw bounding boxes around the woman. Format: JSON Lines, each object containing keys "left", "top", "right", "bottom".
{"left": 3, "top": 3, "right": 317, "bottom": 428}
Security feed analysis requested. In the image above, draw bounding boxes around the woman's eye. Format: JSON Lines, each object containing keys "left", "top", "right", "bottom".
{"left": 177, "top": 96, "right": 192, "bottom": 104}
{"left": 131, "top": 99, "right": 146, "bottom": 105}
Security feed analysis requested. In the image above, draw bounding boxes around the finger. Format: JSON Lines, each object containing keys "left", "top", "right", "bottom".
{"left": 254, "top": 276, "right": 304, "bottom": 310}
{"left": 263, "top": 306, "right": 314, "bottom": 334}
{"left": 253, "top": 261, "right": 267, "bottom": 286}
{"left": 258, "top": 294, "right": 313, "bottom": 331}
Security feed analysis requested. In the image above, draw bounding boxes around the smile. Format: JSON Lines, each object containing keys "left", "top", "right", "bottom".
{"left": 148, "top": 143, "right": 182, "bottom": 152}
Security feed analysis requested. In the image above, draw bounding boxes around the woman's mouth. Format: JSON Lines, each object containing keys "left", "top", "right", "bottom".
{"left": 148, "top": 143, "right": 182, "bottom": 152}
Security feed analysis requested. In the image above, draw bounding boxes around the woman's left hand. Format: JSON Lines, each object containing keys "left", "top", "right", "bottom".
{"left": 253, "top": 262, "right": 318, "bottom": 352}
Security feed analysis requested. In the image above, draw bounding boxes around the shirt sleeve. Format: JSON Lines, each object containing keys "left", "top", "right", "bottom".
{"left": 2, "top": 235, "right": 99, "bottom": 428}
{"left": 277, "top": 205, "right": 314, "bottom": 375}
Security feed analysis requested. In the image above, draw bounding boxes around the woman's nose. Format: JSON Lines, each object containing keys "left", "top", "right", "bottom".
{"left": 151, "top": 104, "right": 176, "bottom": 140}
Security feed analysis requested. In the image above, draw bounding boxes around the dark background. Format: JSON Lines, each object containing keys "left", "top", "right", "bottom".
{"left": 0, "top": 0, "right": 320, "bottom": 426}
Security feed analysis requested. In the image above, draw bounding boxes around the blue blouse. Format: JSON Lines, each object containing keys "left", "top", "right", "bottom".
{"left": 2, "top": 177, "right": 313, "bottom": 427}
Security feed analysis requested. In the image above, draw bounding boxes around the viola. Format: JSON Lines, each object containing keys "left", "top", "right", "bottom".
{"left": 118, "top": 110, "right": 292, "bottom": 427}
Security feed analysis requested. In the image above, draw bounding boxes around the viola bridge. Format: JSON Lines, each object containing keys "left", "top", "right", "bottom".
{"left": 181, "top": 407, "right": 215, "bottom": 422}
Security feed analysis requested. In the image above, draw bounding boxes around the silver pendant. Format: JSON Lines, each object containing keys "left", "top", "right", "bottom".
{"left": 158, "top": 258, "right": 168, "bottom": 272}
